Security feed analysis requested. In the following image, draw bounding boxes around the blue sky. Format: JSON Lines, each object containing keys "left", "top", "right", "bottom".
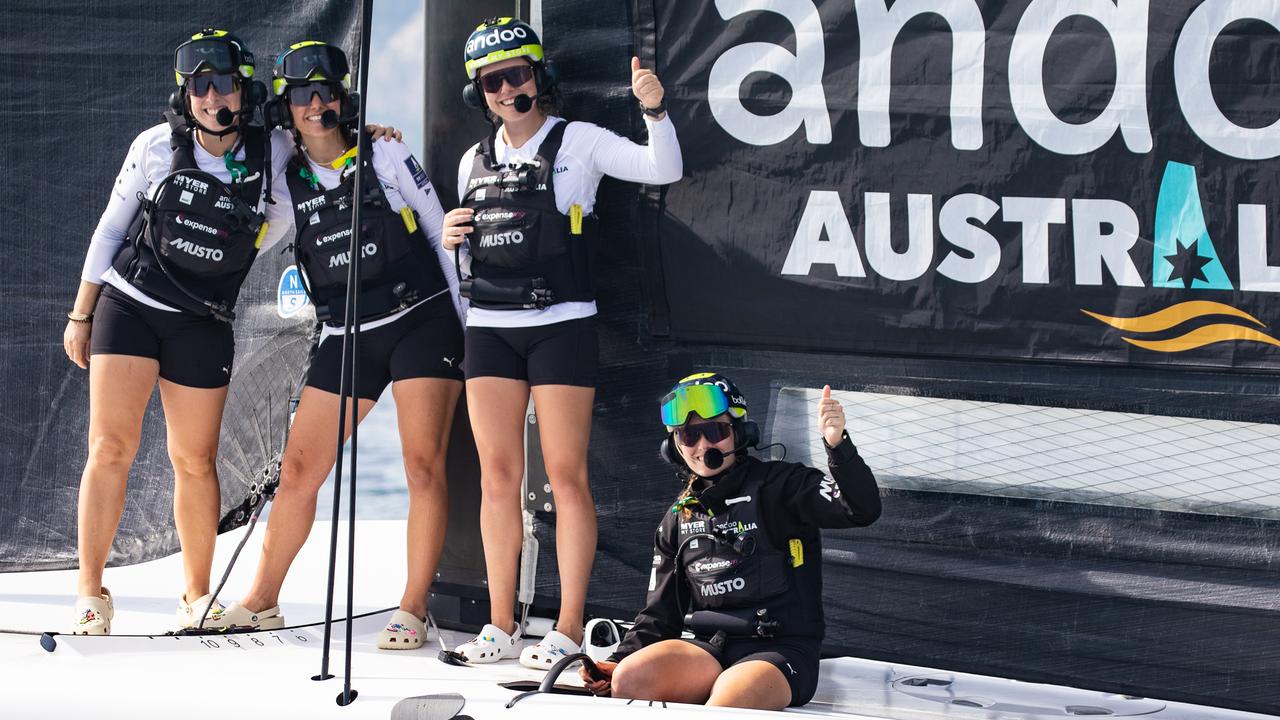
{"left": 367, "top": 0, "right": 425, "bottom": 157}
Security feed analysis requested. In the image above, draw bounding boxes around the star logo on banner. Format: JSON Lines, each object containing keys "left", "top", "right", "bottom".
{"left": 1163, "top": 240, "right": 1214, "bottom": 289}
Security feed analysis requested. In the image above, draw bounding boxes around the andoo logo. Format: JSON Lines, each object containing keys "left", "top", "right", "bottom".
{"left": 699, "top": 577, "right": 746, "bottom": 597}
{"left": 466, "top": 25, "right": 528, "bottom": 55}
{"left": 169, "top": 238, "right": 223, "bottom": 262}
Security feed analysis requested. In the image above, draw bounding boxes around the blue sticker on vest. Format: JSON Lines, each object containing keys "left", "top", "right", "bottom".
{"left": 277, "top": 265, "right": 310, "bottom": 318}
{"left": 405, "top": 155, "right": 429, "bottom": 190}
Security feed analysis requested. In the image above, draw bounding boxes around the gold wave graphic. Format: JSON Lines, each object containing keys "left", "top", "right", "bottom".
{"left": 1080, "top": 301, "right": 1264, "bottom": 332}
{"left": 1123, "top": 324, "right": 1280, "bottom": 352}
{"left": 1081, "top": 301, "right": 1279, "bottom": 353}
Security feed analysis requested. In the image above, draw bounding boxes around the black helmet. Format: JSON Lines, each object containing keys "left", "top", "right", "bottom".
{"left": 463, "top": 17, "right": 544, "bottom": 80}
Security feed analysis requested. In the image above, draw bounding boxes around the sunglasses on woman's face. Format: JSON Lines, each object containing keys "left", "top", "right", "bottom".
{"left": 478, "top": 65, "right": 534, "bottom": 94}
{"left": 675, "top": 422, "right": 733, "bottom": 447}
{"left": 287, "top": 81, "right": 341, "bottom": 107}
{"left": 190, "top": 73, "right": 239, "bottom": 98}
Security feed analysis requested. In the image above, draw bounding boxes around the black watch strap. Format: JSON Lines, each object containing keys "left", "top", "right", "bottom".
{"left": 640, "top": 101, "right": 666, "bottom": 118}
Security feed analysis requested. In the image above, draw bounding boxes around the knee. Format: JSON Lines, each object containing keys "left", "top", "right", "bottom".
{"left": 544, "top": 457, "right": 589, "bottom": 489}
{"left": 403, "top": 455, "right": 446, "bottom": 494}
{"left": 87, "top": 434, "right": 139, "bottom": 471}
{"left": 478, "top": 463, "right": 523, "bottom": 498}
{"left": 277, "top": 455, "right": 328, "bottom": 498}
{"left": 610, "top": 660, "right": 643, "bottom": 700}
{"left": 169, "top": 449, "right": 218, "bottom": 480}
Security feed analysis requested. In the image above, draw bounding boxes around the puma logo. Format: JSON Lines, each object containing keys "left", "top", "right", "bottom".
{"left": 443, "top": 356, "right": 456, "bottom": 368}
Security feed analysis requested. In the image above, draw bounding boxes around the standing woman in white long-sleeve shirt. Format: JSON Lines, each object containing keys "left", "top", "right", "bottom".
{"left": 62, "top": 29, "right": 294, "bottom": 635}
{"left": 442, "top": 17, "right": 683, "bottom": 667}
{"left": 219, "top": 41, "right": 466, "bottom": 650}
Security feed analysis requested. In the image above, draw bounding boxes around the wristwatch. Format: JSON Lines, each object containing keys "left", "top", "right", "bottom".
{"left": 639, "top": 101, "right": 666, "bottom": 119}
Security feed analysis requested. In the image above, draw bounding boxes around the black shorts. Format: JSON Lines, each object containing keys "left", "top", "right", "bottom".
{"left": 307, "top": 296, "right": 465, "bottom": 400}
{"left": 683, "top": 637, "right": 821, "bottom": 707}
{"left": 463, "top": 317, "right": 597, "bottom": 387}
{"left": 89, "top": 284, "right": 234, "bottom": 389}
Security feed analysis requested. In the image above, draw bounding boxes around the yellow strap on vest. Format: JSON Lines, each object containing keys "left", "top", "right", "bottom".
{"left": 789, "top": 538, "right": 804, "bottom": 568}
{"left": 254, "top": 221, "right": 269, "bottom": 249}
{"left": 569, "top": 203, "right": 583, "bottom": 235}
{"left": 330, "top": 147, "right": 358, "bottom": 170}
{"left": 400, "top": 206, "right": 418, "bottom": 233}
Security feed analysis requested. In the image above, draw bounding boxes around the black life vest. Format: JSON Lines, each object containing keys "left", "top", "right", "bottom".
{"left": 285, "top": 136, "right": 448, "bottom": 325}
{"left": 111, "top": 112, "right": 267, "bottom": 321}
{"left": 460, "top": 121, "right": 596, "bottom": 310}
{"left": 676, "top": 467, "right": 795, "bottom": 616}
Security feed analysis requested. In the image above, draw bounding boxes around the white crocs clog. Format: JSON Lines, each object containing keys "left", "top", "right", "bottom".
{"left": 453, "top": 623, "right": 520, "bottom": 664}
{"left": 219, "top": 601, "right": 285, "bottom": 631}
{"left": 519, "top": 629, "right": 582, "bottom": 669}
{"left": 72, "top": 587, "right": 114, "bottom": 635}
{"left": 177, "top": 593, "right": 228, "bottom": 630}
{"left": 377, "top": 609, "right": 427, "bottom": 650}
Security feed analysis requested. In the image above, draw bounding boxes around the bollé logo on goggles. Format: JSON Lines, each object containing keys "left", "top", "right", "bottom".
{"left": 467, "top": 26, "right": 528, "bottom": 55}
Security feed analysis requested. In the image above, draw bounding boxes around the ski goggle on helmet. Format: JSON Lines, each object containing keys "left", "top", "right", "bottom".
{"left": 174, "top": 29, "right": 255, "bottom": 87}
{"left": 273, "top": 41, "right": 351, "bottom": 98}
{"left": 463, "top": 17, "right": 544, "bottom": 80}
{"left": 660, "top": 373, "right": 749, "bottom": 431}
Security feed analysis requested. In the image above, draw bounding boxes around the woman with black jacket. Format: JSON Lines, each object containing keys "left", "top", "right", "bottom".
{"left": 582, "top": 373, "right": 881, "bottom": 710}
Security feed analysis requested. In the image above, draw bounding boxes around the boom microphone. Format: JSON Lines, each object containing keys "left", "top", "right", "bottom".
{"left": 703, "top": 448, "right": 725, "bottom": 471}
{"left": 321, "top": 109, "right": 340, "bottom": 129}
{"left": 512, "top": 94, "right": 533, "bottom": 113}
{"left": 215, "top": 108, "right": 236, "bottom": 126}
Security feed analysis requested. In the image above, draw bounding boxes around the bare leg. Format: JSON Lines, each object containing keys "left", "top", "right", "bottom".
{"left": 707, "top": 661, "right": 793, "bottom": 710}
{"left": 158, "top": 379, "right": 229, "bottom": 603}
{"left": 392, "top": 377, "right": 462, "bottom": 617}
{"left": 76, "top": 355, "right": 159, "bottom": 598}
{"left": 239, "top": 387, "right": 375, "bottom": 612}
{"left": 465, "top": 376, "right": 530, "bottom": 635}
{"left": 611, "top": 640, "right": 722, "bottom": 703}
{"left": 529, "top": 384, "right": 595, "bottom": 644}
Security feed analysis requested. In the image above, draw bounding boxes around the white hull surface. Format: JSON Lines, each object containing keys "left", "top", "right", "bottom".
{"left": 0, "top": 521, "right": 1266, "bottom": 719}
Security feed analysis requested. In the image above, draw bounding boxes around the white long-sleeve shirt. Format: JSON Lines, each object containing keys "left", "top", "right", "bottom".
{"left": 456, "top": 114, "right": 682, "bottom": 328}
{"left": 273, "top": 138, "right": 463, "bottom": 339}
{"left": 81, "top": 124, "right": 295, "bottom": 312}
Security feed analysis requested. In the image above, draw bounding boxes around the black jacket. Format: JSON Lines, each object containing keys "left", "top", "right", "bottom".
{"left": 610, "top": 432, "right": 881, "bottom": 661}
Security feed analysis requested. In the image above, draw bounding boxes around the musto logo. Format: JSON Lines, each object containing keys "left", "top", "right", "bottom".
{"left": 479, "top": 230, "right": 524, "bottom": 248}
{"left": 699, "top": 577, "right": 746, "bottom": 597}
{"left": 168, "top": 238, "right": 223, "bottom": 262}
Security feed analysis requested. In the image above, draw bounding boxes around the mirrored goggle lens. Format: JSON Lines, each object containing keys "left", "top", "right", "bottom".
{"left": 189, "top": 73, "right": 238, "bottom": 97}
{"left": 286, "top": 82, "right": 340, "bottom": 106}
{"left": 478, "top": 65, "right": 534, "bottom": 93}
{"left": 660, "top": 384, "right": 729, "bottom": 428}
{"left": 176, "top": 39, "right": 239, "bottom": 77}
{"left": 675, "top": 422, "right": 733, "bottom": 447}
{"left": 280, "top": 45, "right": 349, "bottom": 83}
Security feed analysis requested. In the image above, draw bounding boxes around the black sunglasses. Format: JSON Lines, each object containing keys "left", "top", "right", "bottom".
{"left": 287, "top": 81, "right": 342, "bottom": 107}
{"left": 478, "top": 65, "right": 534, "bottom": 94}
{"left": 189, "top": 73, "right": 239, "bottom": 98}
{"left": 675, "top": 422, "right": 733, "bottom": 447}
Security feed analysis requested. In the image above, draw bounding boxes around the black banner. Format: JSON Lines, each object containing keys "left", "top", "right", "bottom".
{"left": 653, "top": 0, "right": 1280, "bottom": 370}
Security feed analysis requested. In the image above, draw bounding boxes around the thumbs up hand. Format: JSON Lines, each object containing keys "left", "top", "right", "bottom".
{"left": 631, "top": 56, "right": 665, "bottom": 113}
{"left": 818, "top": 385, "right": 846, "bottom": 447}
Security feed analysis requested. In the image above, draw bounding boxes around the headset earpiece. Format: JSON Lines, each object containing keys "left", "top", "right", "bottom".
{"left": 659, "top": 434, "right": 684, "bottom": 467}
{"left": 245, "top": 80, "right": 269, "bottom": 108}
{"left": 538, "top": 60, "right": 559, "bottom": 92}
{"left": 462, "top": 82, "right": 482, "bottom": 110}
{"left": 169, "top": 89, "right": 185, "bottom": 116}
{"left": 736, "top": 420, "right": 760, "bottom": 450}
{"left": 263, "top": 97, "right": 290, "bottom": 130}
